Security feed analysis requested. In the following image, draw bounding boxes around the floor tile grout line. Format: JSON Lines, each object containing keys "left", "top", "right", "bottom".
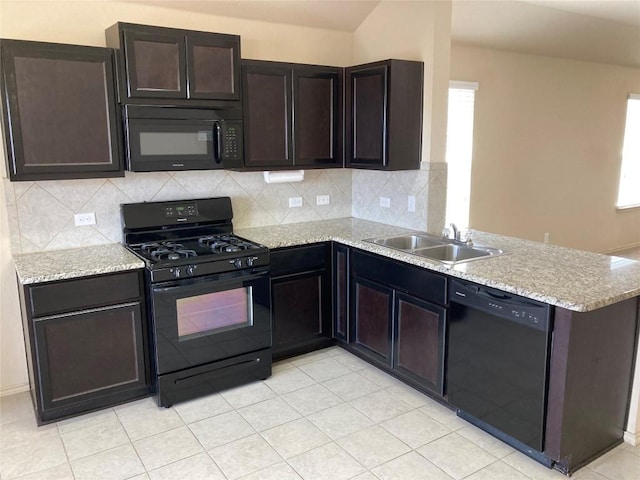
{"left": 112, "top": 402, "right": 152, "bottom": 477}
{"left": 4, "top": 347, "right": 639, "bottom": 480}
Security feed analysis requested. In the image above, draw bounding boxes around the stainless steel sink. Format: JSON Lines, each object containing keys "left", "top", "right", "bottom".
{"left": 413, "top": 244, "right": 492, "bottom": 264}
{"left": 365, "top": 233, "right": 504, "bottom": 265}
{"left": 369, "top": 234, "right": 445, "bottom": 250}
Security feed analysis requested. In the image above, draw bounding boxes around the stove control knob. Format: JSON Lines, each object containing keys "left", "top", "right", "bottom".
{"left": 171, "top": 267, "right": 181, "bottom": 278}
{"left": 230, "top": 258, "right": 243, "bottom": 269}
{"left": 186, "top": 265, "right": 196, "bottom": 276}
{"left": 247, "top": 256, "right": 259, "bottom": 267}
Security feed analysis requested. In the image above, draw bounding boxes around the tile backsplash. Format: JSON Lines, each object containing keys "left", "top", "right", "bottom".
{"left": 352, "top": 162, "right": 447, "bottom": 234}
{"left": 3, "top": 163, "right": 447, "bottom": 254}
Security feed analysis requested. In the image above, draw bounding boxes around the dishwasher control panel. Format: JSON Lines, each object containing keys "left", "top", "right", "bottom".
{"left": 450, "top": 279, "right": 551, "bottom": 332}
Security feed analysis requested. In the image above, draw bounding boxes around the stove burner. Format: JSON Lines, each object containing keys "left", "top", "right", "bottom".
{"left": 141, "top": 241, "right": 184, "bottom": 253}
{"left": 152, "top": 249, "right": 197, "bottom": 261}
{"left": 141, "top": 241, "right": 197, "bottom": 261}
{"left": 198, "top": 235, "right": 255, "bottom": 254}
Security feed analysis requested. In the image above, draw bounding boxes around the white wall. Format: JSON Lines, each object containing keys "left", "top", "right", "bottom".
{"left": 0, "top": 178, "right": 28, "bottom": 394}
{"left": 450, "top": 44, "right": 640, "bottom": 252}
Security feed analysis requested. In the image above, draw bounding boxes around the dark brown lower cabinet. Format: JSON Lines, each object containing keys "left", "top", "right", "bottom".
{"left": 544, "top": 298, "right": 638, "bottom": 474}
{"left": 20, "top": 270, "right": 150, "bottom": 424}
{"left": 271, "top": 243, "right": 333, "bottom": 359}
{"left": 394, "top": 292, "right": 445, "bottom": 395}
{"left": 352, "top": 278, "right": 393, "bottom": 366}
{"left": 349, "top": 249, "right": 447, "bottom": 396}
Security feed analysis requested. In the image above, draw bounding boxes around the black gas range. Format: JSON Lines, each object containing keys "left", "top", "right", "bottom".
{"left": 122, "top": 197, "right": 269, "bottom": 282}
{"left": 121, "top": 197, "right": 272, "bottom": 407}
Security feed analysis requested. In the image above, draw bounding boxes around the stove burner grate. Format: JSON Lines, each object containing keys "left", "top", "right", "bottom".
{"left": 198, "top": 235, "right": 255, "bottom": 253}
{"left": 141, "top": 241, "right": 198, "bottom": 261}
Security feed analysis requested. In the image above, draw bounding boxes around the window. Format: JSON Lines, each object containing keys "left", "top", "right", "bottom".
{"left": 617, "top": 94, "right": 640, "bottom": 209}
{"left": 445, "top": 81, "right": 478, "bottom": 227}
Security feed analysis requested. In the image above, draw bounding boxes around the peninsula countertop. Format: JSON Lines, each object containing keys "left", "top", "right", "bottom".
{"left": 237, "top": 218, "right": 640, "bottom": 312}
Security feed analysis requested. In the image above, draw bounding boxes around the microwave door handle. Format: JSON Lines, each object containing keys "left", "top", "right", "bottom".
{"left": 213, "top": 122, "right": 223, "bottom": 164}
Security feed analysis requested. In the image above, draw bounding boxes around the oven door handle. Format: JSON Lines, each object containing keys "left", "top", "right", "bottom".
{"left": 152, "top": 267, "right": 269, "bottom": 293}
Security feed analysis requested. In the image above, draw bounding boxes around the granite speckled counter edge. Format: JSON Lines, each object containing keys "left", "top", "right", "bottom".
{"left": 237, "top": 217, "right": 640, "bottom": 313}
{"left": 12, "top": 218, "right": 640, "bottom": 312}
{"left": 13, "top": 243, "right": 145, "bottom": 285}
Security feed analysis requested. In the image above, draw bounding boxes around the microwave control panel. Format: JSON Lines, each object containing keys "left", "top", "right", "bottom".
{"left": 221, "top": 121, "right": 242, "bottom": 161}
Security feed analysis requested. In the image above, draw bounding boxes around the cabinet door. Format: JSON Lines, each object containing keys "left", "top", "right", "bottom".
{"left": 333, "top": 243, "right": 349, "bottom": 342}
{"left": 33, "top": 302, "right": 148, "bottom": 414}
{"left": 272, "top": 272, "right": 324, "bottom": 348}
{"left": 394, "top": 292, "right": 445, "bottom": 396}
{"left": 347, "top": 65, "right": 387, "bottom": 168}
{"left": 186, "top": 32, "right": 240, "bottom": 100}
{"left": 293, "top": 67, "right": 342, "bottom": 167}
{"left": 242, "top": 62, "right": 293, "bottom": 168}
{"left": 351, "top": 277, "right": 393, "bottom": 366}
{"left": 271, "top": 244, "right": 332, "bottom": 359}
{"left": 0, "top": 40, "right": 123, "bottom": 181}
{"left": 123, "top": 29, "right": 187, "bottom": 99}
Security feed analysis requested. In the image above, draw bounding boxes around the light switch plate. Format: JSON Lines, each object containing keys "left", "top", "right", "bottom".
{"left": 380, "top": 197, "right": 391, "bottom": 208}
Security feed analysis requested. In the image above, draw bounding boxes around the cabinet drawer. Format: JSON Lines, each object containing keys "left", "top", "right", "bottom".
{"left": 28, "top": 271, "right": 142, "bottom": 317}
{"left": 271, "top": 243, "right": 327, "bottom": 277}
{"left": 352, "top": 250, "right": 446, "bottom": 305}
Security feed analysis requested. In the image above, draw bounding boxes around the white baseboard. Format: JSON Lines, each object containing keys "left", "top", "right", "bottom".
{"left": 601, "top": 242, "right": 640, "bottom": 255}
{"left": 624, "top": 430, "right": 640, "bottom": 446}
{"left": 0, "top": 383, "right": 30, "bottom": 397}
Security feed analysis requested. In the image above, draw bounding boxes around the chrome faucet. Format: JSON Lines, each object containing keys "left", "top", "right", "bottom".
{"left": 444, "top": 222, "right": 474, "bottom": 246}
{"left": 449, "top": 223, "right": 459, "bottom": 241}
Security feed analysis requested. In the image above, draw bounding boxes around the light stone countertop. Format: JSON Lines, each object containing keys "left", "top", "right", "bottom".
{"left": 237, "top": 217, "right": 640, "bottom": 312}
{"left": 12, "top": 218, "right": 639, "bottom": 312}
{"left": 14, "top": 243, "right": 145, "bottom": 285}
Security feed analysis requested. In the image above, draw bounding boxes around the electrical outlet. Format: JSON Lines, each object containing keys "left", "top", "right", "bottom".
{"left": 288, "top": 197, "right": 303, "bottom": 208}
{"left": 74, "top": 212, "right": 96, "bottom": 226}
{"left": 380, "top": 197, "right": 391, "bottom": 208}
{"left": 316, "top": 195, "right": 330, "bottom": 206}
{"left": 544, "top": 232, "right": 550, "bottom": 244}
{"left": 407, "top": 195, "right": 416, "bottom": 212}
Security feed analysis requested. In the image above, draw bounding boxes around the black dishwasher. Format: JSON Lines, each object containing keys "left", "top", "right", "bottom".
{"left": 447, "top": 279, "right": 552, "bottom": 458}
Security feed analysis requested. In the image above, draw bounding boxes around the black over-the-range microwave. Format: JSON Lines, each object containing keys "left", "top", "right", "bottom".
{"left": 123, "top": 105, "right": 244, "bottom": 171}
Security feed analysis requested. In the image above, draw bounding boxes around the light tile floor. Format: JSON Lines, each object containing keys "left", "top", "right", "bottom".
{"left": 1, "top": 347, "right": 639, "bottom": 480}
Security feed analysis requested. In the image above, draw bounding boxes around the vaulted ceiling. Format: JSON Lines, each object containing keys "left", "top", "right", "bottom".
{"left": 121, "top": 0, "right": 640, "bottom": 67}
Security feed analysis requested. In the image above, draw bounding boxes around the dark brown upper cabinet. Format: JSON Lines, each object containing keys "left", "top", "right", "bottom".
{"left": 0, "top": 39, "right": 123, "bottom": 181}
{"left": 346, "top": 59, "right": 423, "bottom": 170}
{"left": 241, "top": 60, "right": 342, "bottom": 170}
{"left": 106, "top": 23, "right": 240, "bottom": 104}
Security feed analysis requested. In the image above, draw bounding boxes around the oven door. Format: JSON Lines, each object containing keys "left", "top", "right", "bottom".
{"left": 150, "top": 268, "right": 271, "bottom": 375}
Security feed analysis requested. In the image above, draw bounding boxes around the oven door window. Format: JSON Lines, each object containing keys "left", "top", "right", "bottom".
{"left": 177, "top": 286, "right": 253, "bottom": 340}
